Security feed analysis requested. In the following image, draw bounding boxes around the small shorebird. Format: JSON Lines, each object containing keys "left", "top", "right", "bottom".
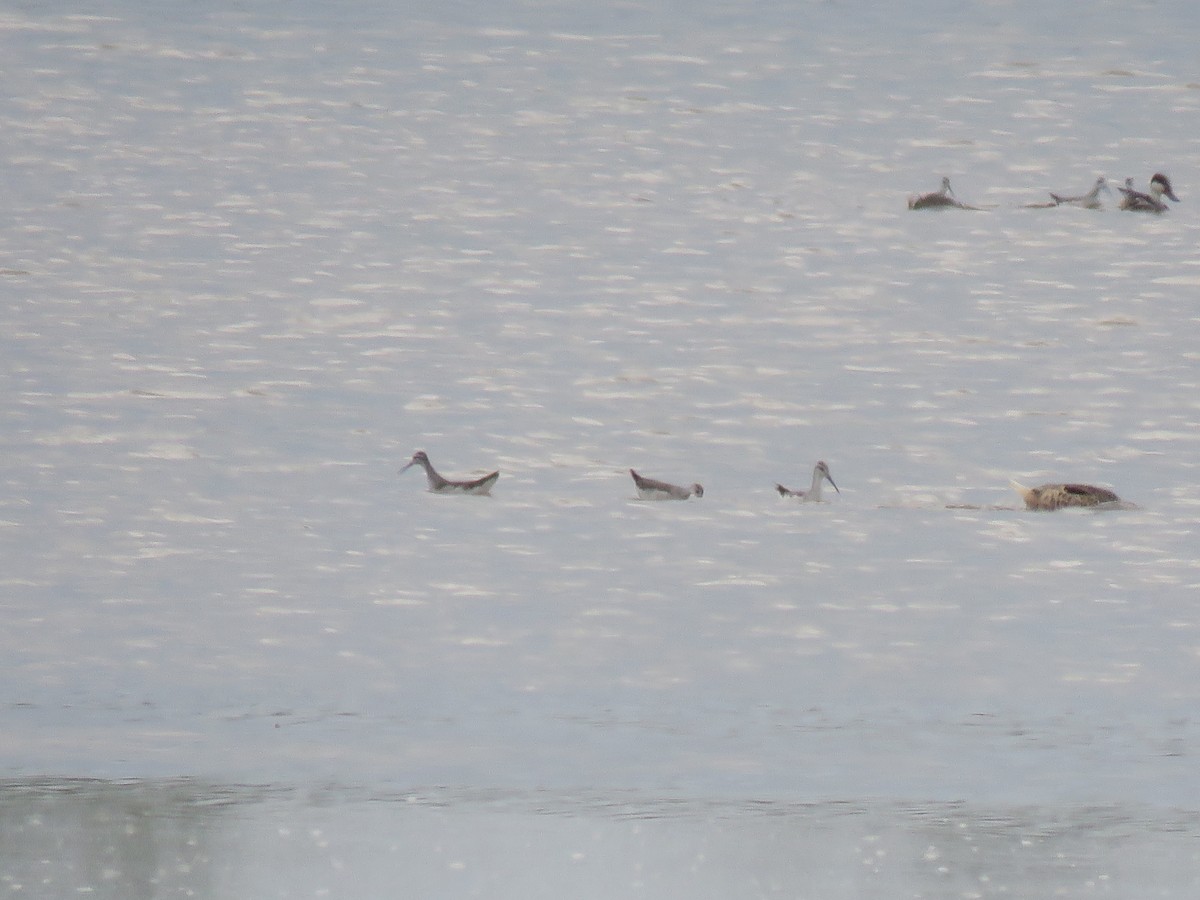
{"left": 1047, "top": 175, "right": 1111, "bottom": 209}
{"left": 400, "top": 450, "right": 499, "bottom": 495}
{"left": 630, "top": 469, "right": 703, "bottom": 501}
{"left": 908, "top": 176, "right": 981, "bottom": 210}
{"left": 1011, "top": 480, "right": 1121, "bottom": 511}
{"left": 776, "top": 460, "right": 840, "bottom": 502}
{"left": 1118, "top": 173, "right": 1180, "bottom": 213}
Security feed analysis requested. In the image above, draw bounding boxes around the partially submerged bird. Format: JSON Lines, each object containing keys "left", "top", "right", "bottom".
{"left": 630, "top": 468, "right": 703, "bottom": 501}
{"left": 1048, "top": 175, "right": 1111, "bottom": 209}
{"left": 908, "top": 176, "right": 980, "bottom": 210}
{"left": 1118, "top": 173, "right": 1180, "bottom": 213}
{"left": 1011, "top": 480, "right": 1122, "bottom": 511}
{"left": 400, "top": 450, "right": 499, "bottom": 495}
{"left": 776, "top": 460, "right": 840, "bottom": 502}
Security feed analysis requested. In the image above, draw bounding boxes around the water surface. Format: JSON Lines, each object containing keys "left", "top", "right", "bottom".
{"left": 2, "top": 0, "right": 1200, "bottom": 895}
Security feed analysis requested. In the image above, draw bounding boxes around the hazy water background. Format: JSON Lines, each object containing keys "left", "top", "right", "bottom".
{"left": 3, "top": 0, "right": 1200, "bottom": 896}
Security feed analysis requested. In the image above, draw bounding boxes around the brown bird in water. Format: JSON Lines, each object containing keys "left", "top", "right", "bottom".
{"left": 400, "top": 450, "right": 499, "bottom": 495}
{"left": 907, "top": 176, "right": 983, "bottom": 210}
{"left": 1117, "top": 173, "right": 1180, "bottom": 213}
{"left": 1011, "top": 480, "right": 1121, "bottom": 511}
{"left": 630, "top": 469, "right": 703, "bottom": 500}
{"left": 776, "top": 460, "right": 840, "bottom": 502}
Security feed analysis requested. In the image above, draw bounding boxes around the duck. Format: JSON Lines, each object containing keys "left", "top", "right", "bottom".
{"left": 400, "top": 450, "right": 499, "bottom": 495}
{"left": 630, "top": 469, "right": 703, "bottom": 501}
{"left": 776, "top": 460, "right": 840, "bottom": 502}
{"left": 1118, "top": 173, "right": 1180, "bottom": 213}
{"left": 1010, "top": 480, "right": 1121, "bottom": 511}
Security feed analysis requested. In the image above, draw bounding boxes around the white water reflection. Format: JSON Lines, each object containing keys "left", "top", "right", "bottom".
{"left": 3, "top": 779, "right": 1198, "bottom": 899}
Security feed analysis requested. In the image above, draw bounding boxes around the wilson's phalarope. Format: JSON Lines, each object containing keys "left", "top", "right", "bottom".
{"left": 1118, "top": 173, "right": 1180, "bottom": 213}
{"left": 908, "top": 176, "right": 980, "bottom": 210}
{"left": 1010, "top": 480, "right": 1121, "bottom": 511}
{"left": 1048, "top": 175, "right": 1111, "bottom": 209}
{"left": 630, "top": 469, "right": 703, "bottom": 501}
{"left": 401, "top": 451, "right": 499, "bottom": 495}
{"left": 776, "top": 460, "right": 840, "bottom": 501}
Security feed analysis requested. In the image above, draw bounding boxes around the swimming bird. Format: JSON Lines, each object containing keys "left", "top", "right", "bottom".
{"left": 630, "top": 469, "right": 703, "bottom": 501}
{"left": 776, "top": 460, "right": 840, "bottom": 502}
{"left": 1010, "top": 480, "right": 1121, "bottom": 511}
{"left": 400, "top": 450, "right": 499, "bottom": 495}
{"left": 908, "top": 176, "right": 985, "bottom": 210}
{"left": 1118, "top": 173, "right": 1180, "bottom": 213}
{"left": 1048, "top": 175, "right": 1111, "bottom": 209}
{"left": 908, "top": 176, "right": 961, "bottom": 210}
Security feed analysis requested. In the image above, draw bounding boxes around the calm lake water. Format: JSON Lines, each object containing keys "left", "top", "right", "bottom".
{"left": 3, "top": 0, "right": 1200, "bottom": 896}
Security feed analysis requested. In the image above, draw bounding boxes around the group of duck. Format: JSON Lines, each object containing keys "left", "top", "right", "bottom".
{"left": 908, "top": 173, "right": 1180, "bottom": 213}
{"left": 400, "top": 450, "right": 1127, "bottom": 511}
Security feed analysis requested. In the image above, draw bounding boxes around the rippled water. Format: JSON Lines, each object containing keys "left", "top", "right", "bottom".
{"left": 3, "top": 0, "right": 1200, "bottom": 895}
{"left": 6, "top": 779, "right": 1200, "bottom": 899}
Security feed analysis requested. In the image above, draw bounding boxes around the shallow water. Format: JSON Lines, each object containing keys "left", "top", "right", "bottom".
{"left": 5, "top": 779, "right": 1200, "bottom": 899}
{"left": 3, "top": 0, "right": 1200, "bottom": 895}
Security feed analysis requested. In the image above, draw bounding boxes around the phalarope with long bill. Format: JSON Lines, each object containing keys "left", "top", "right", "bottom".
{"left": 630, "top": 469, "right": 703, "bottom": 501}
{"left": 1048, "top": 175, "right": 1111, "bottom": 209}
{"left": 401, "top": 451, "right": 499, "bottom": 495}
{"left": 776, "top": 460, "right": 840, "bottom": 501}
{"left": 908, "top": 176, "right": 981, "bottom": 210}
